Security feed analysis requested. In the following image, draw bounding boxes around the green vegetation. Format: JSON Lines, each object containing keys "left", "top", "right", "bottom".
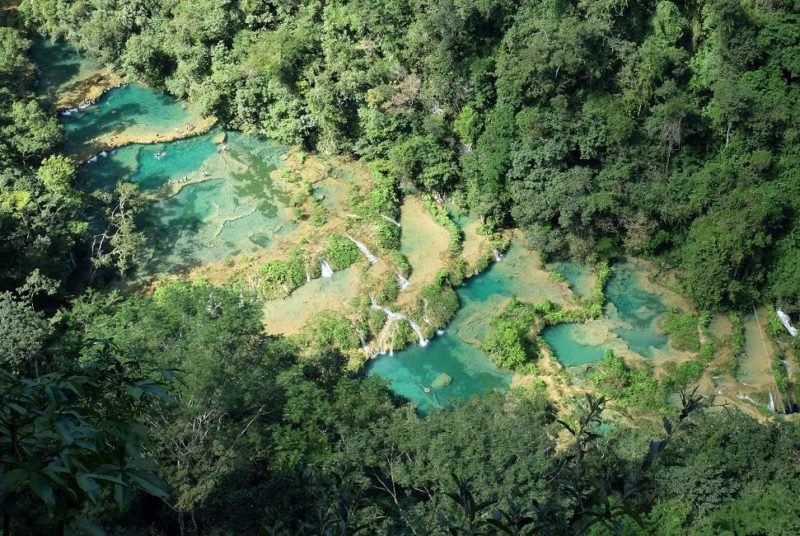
{"left": 3, "top": 1, "right": 800, "bottom": 534}
{"left": 728, "top": 312, "right": 746, "bottom": 375}
{"left": 416, "top": 278, "right": 460, "bottom": 331}
{"left": 590, "top": 350, "right": 665, "bottom": 411}
{"left": 663, "top": 307, "right": 702, "bottom": 352}
{"left": 423, "top": 195, "right": 463, "bottom": 255}
{"left": 483, "top": 299, "right": 538, "bottom": 369}
{"left": 324, "top": 234, "right": 359, "bottom": 271}
{"left": 258, "top": 249, "right": 308, "bottom": 299}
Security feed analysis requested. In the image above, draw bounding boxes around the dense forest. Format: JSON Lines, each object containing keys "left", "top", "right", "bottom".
{"left": 1, "top": 0, "right": 800, "bottom": 534}
{"left": 17, "top": 0, "right": 800, "bottom": 312}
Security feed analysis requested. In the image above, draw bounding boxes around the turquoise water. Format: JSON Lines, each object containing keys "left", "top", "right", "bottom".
{"left": 367, "top": 245, "right": 574, "bottom": 412}
{"left": 541, "top": 324, "right": 607, "bottom": 366}
{"left": 30, "top": 38, "right": 103, "bottom": 101}
{"left": 62, "top": 84, "right": 197, "bottom": 154}
{"left": 366, "top": 335, "right": 512, "bottom": 414}
{"left": 605, "top": 264, "right": 669, "bottom": 357}
{"left": 549, "top": 261, "right": 593, "bottom": 297}
{"left": 78, "top": 127, "right": 295, "bottom": 273}
{"left": 79, "top": 131, "right": 220, "bottom": 191}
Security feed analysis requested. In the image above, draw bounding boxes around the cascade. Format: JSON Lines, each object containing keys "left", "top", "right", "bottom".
{"left": 737, "top": 394, "right": 760, "bottom": 406}
{"left": 406, "top": 319, "right": 430, "bottom": 347}
{"left": 380, "top": 213, "right": 401, "bottom": 227}
{"left": 397, "top": 272, "right": 410, "bottom": 290}
{"left": 421, "top": 298, "right": 433, "bottom": 325}
{"left": 370, "top": 295, "right": 429, "bottom": 347}
{"left": 320, "top": 259, "right": 334, "bottom": 278}
{"left": 356, "top": 329, "right": 375, "bottom": 357}
{"left": 344, "top": 233, "right": 378, "bottom": 264}
{"left": 768, "top": 392, "right": 776, "bottom": 412}
{"left": 492, "top": 249, "right": 503, "bottom": 262}
{"left": 777, "top": 309, "right": 798, "bottom": 337}
{"left": 305, "top": 264, "right": 311, "bottom": 283}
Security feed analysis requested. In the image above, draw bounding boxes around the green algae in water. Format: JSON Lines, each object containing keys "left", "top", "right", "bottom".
{"left": 30, "top": 39, "right": 103, "bottom": 100}
{"left": 541, "top": 324, "right": 607, "bottom": 366}
{"left": 605, "top": 264, "right": 669, "bottom": 357}
{"left": 62, "top": 85, "right": 198, "bottom": 153}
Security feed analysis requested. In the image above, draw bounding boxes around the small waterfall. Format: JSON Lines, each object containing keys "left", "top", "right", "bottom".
{"left": 407, "top": 319, "right": 430, "bottom": 347}
{"left": 397, "top": 272, "right": 410, "bottom": 290}
{"left": 380, "top": 213, "right": 401, "bottom": 227}
{"left": 776, "top": 309, "right": 798, "bottom": 337}
{"left": 492, "top": 248, "right": 503, "bottom": 262}
{"left": 356, "top": 329, "right": 375, "bottom": 357}
{"left": 737, "top": 394, "right": 759, "bottom": 405}
{"left": 320, "top": 259, "right": 334, "bottom": 278}
{"left": 305, "top": 264, "right": 311, "bottom": 283}
{"left": 345, "top": 234, "right": 378, "bottom": 264}
{"left": 370, "top": 295, "right": 429, "bottom": 347}
{"left": 422, "top": 298, "right": 433, "bottom": 325}
{"left": 768, "top": 392, "right": 776, "bottom": 412}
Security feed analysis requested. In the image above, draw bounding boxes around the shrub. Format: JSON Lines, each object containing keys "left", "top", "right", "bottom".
{"left": 325, "top": 235, "right": 360, "bottom": 270}
{"left": 376, "top": 276, "right": 400, "bottom": 304}
{"left": 423, "top": 195, "right": 462, "bottom": 255}
{"left": 418, "top": 283, "right": 459, "bottom": 329}
{"left": 299, "top": 311, "right": 359, "bottom": 352}
{"left": 482, "top": 299, "right": 539, "bottom": 370}
{"left": 392, "top": 252, "right": 412, "bottom": 278}
{"left": 259, "top": 250, "right": 306, "bottom": 298}
{"left": 663, "top": 307, "right": 701, "bottom": 352}
{"left": 376, "top": 219, "right": 400, "bottom": 250}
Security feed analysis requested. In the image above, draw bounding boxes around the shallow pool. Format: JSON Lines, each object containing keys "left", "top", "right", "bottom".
{"left": 605, "top": 264, "right": 669, "bottom": 357}
{"left": 78, "top": 128, "right": 296, "bottom": 273}
{"left": 366, "top": 245, "right": 572, "bottom": 412}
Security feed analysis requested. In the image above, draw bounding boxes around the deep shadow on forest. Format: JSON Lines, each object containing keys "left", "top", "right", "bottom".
{"left": 1, "top": 1, "right": 800, "bottom": 534}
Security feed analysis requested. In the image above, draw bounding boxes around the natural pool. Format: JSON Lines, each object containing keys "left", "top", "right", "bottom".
{"left": 79, "top": 128, "right": 296, "bottom": 273}
{"left": 367, "top": 245, "right": 572, "bottom": 412}
{"left": 541, "top": 323, "right": 607, "bottom": 366}
{"left": 549, "top": 261, "right": 594, "bottom": 298}
{"left": 62, "top": 84, "right": 202, "bottom": 155}
{"left": 605, "top": 263, "right": 670, "bottom": 358}
{"left": 541, "top": 263, "right": 674, "bottom": 366}
{"left": 31, "top": 38, "right": 105, "bottom": 104}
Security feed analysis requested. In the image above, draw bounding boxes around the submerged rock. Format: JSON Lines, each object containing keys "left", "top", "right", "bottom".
{"left": 432, "top": 373, "right": 453, "bottom": 389}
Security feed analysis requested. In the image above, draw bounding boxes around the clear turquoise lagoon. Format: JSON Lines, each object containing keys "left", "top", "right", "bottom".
{"left": 62, "top": 84, "right": 198, "bottom": 154}
{"left": 549, "top": 261, "right": 593, "bottom": 297}
{"left": 75, "top": 121, "right": 295, "bottom": 273}
{"left": 367, "top": 245, "right": 574, "bottom": 413}
{"left": 30, "top": 38, "right": 103, "bottom": 102}
{"left": 605, "top": 264, "right": 669, "bottom": 357}
{"left": 541, "top": 323, "right": 607, "bottom": 366}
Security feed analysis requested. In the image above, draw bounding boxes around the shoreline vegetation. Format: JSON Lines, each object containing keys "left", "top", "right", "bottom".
{"left": 61, "top": 76, "right": 786, "bottom": 421}
{"left": 3, "top": 2, "right": 800, "bottom": 533}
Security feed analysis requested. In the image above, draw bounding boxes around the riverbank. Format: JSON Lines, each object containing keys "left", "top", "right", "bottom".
{"left": 74, "top": 115, "right": 218, "bottom": 163}
{"left": 48, "top": 55, "right": 788, "bottom": 419}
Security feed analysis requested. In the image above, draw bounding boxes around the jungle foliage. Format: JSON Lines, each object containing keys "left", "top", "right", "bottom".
{"left": 2, "top": 1, "right": 800, "bottom": 534}
{"left": 16, "top": 0, "right": 800, "bottom": 313}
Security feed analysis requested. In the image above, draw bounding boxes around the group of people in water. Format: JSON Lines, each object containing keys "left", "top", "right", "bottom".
{"left": 165, "top": 165, "right": 212, "bottom": 186}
